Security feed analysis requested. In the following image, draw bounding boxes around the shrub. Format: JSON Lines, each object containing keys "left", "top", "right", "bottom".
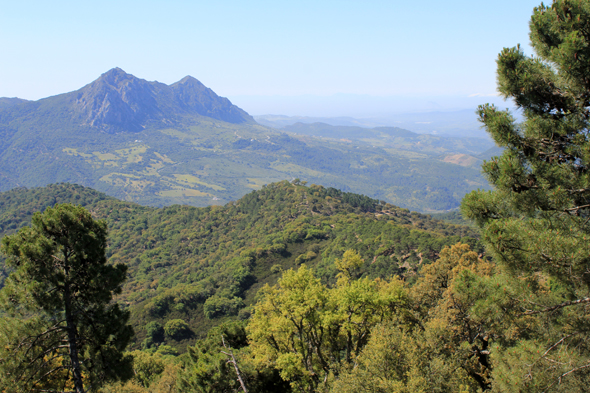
{"left": 164, "top": 319, "right": 191, "bottom": 340}
{"left": 145, "top": 321, "right": 165, "bottom": 343}
{"left": 203, "top": 295, "right": 245, "bottom": 319}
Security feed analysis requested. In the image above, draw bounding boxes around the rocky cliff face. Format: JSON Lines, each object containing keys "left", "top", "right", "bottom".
{"left": 69, "top": 68, "right": 254, "bottom": 133}
{"left": 170, "top": 76, "right": 252, "bottom": 124}
{"left": 75, "top": 68, "right": 164, "bottom": 132}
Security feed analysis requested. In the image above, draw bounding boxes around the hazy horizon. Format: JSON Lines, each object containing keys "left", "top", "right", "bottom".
{"left": 228, "top": 93, "right": 514, "bottom": 118}
{"left": 2, "top": 0, "right": 539, "bottom": 118}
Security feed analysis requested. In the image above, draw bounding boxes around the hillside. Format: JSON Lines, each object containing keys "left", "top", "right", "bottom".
{"left": 283, "top": 121, "right": 494, "bottom": 158}
{"left": 0, "top": 182, "right": 481, "bottom": 352}
{"left": 0, "top": 69, "right": 492, "bottom": 212}
{"left": 255, "top": 109, "right": 496, "bottom": 138}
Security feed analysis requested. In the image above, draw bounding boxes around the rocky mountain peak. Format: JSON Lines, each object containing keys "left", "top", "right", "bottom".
{"left": 176, "top": 75, "right": 201, "bottom": 85}
{"left": 170, "top": 76, "right": 253, "bottom": 124}
{"left": 2, "top": 69, "right": 255, "bottom": 134}
{"left": 97, "top": 67, "right": 131, "bottom": 84}
{"left": 74, "top": 68, "right": 161, "bottom": 132}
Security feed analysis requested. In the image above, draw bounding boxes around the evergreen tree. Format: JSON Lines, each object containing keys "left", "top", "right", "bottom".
{"left": 0, "top": 204, "right": 133, "bottom": 393}
{"left": 461, "top": 0, "right": 590, "bottom": 389}
{"left": 177, "top": 321, "right": 290, "bottom": 393}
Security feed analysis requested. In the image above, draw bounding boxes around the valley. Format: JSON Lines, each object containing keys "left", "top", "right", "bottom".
{"left": 0, "top": 68, "right": 493, "bottom": 213}
{"left": 3, "top": 0, "right": 590, "bottom": 391}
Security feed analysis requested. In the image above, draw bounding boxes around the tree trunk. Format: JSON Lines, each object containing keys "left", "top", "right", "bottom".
{"left": 64, "top": 281, "right": 85, "bottom": 393}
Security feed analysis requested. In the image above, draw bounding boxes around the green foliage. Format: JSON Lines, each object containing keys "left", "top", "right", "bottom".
{"left": 247, "top": 261, "right": 409, "bottom": 392}
{"left": 334, "top": 249, "right": 364, "bottom": 282}
{"left": 177, "top": 321, "right": 291, "bottom": 393}
{"left": 0, "top": 182, "right": 481, "bottom": 354}
{"left": 333, "top": 243, "right": 493, "bottom": 392}
{"left": 0, "top": 204, "right": 133, "bottom": 392}
{"left": 128, "top": 350, "right": 166, "bottom": 388}
{"left": 164, "top": 319, "right": 192, "bottom": 340}
{"left": 331, "top": 322, "right": 473, "bottom": 393}
{"left": 145, "top": 321, "right": 165, "bottom": 345}
{"left": 430, "top": 210, "right": 471, "bottom": 226}
{"left": 99, "top": 350, "right": 181, "bottom": 393}
{"left": 156, "top": 345, "right": 179, "bottom": 357}
{"left": 0, "top": 85, "right": 492, "bottom": 212}
{"left": 203, "top": 295, "right": 245, "bottom": 319}
{"left": 459, "top": 1, "right": 590, "bottom": 390}
{"left": 178, "top": 322, "right": 249, "bottom": 393}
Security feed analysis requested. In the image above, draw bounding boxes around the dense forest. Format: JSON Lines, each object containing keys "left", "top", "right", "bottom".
{"left": 3, "top": 0, "right": 590, "bottom": 392}
{"left": 0, "top": 181, "right": 481, "bottom": 392}
{"left": 0, "top": 181, "right": 478, "bottom": 342}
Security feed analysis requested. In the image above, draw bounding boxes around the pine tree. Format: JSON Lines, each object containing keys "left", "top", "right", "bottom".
{"left": 0, "top": 204, "right": 133, "bottom": 393}
{"left": 461, "top": 0, "right": 590, "bottom": 390}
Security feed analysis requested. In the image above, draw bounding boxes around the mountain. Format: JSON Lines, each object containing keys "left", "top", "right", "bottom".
{"left": 282, "top": 122, "right": 493, "bottom": 156}
{"left": 0, "top": 97, "right": 29, "bottom": 109}
{"left": 254, "top": 115, "right": 381, "bottom": 129}
{"left": 14, "top": 68, "right": 254, "bottom": 133}
{"left": 0, "top": 69, "right": 492, "bottom": 212}
{"left": 255, "top": 110, "right": 498, "bottom": 139}
{"left": 283, "top": 122, "right": 417, "bottom": 140}
{"left": 0, "top": 182, "right": 481, "bottom": 351}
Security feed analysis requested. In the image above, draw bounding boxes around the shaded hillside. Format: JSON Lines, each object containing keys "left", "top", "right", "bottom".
{"left": 0, "top": 182, "right": 481, "bottom": 353}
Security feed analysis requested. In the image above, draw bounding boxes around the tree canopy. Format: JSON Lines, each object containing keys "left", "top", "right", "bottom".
{"left": 461, "top": 0, "right": 590, "bottom": 390}
{"left": 247, "top": 251, "right": 409, "bottom": 392}
{"left": 0, "top": 204, "right": 133, "bottom": 392}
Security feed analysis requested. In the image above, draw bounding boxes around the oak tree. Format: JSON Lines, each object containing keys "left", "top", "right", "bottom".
{"left": 247, "top": 251, "right": 409, "bottom": 393}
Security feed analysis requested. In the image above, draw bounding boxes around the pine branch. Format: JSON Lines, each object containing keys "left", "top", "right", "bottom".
{"left": 541, "top": 361, "right": 590, "bottom": 393}
{"left": 18, "top": 323, "right": 68, "bottom": 356}
{"left": 26, "top": 364, "right": 67, "bottom": 390}
{"left": 221, "top": 335, "right": 248, "bottom": 393}
{"left": 565, "top": 204, "right": 590, "bottom": 213}
{"left": 520, "top": 297, "right": 590, "bottom": 316}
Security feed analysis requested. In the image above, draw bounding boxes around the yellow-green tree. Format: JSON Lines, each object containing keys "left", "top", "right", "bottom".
{"left": 99, "top": 351, "right": 180, "bottom": 393}
{"left": 247, "top": 250, "right": 409, "bottom": 392}
{"left": 332, "top": 243, "right": 493, "bottom": 393}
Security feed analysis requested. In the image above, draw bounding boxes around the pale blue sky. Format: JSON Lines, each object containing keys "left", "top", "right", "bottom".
{"left": 1, "top": 0, "right": 542, "bottom": 116}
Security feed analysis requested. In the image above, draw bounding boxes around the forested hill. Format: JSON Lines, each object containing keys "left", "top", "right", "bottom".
{"left": 0, "top": 182, "right": 479, "bottom": 352}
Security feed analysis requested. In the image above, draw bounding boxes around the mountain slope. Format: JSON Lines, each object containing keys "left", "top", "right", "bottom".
{"left": 5, "top": 68, "right": 255, "bottom": 134}
{"left": 0, "top": 182, "right": 481, "bottom": 352}
{"left": 0, "top": 69, "right": 491, "bottom": 212}
{"left": 283, "top": 122, "right": 493, "bottom": 157}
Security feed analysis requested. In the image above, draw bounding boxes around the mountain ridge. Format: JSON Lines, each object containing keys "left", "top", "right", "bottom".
{"left": 0, "top": 70, "right": 492, "bottom": 212}
{"left": 0, "top": 68, "right": 254, "bottom": 133}
{"left": 0, "top": 181, "right": 481, "bottom": 351}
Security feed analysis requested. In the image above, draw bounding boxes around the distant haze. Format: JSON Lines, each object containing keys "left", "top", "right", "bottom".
{"left": 2, "top": 0, "right": 539, "bottom": 119}
{"left": 246, "top": 94, "right": 520, "bottom": 139}
{"left": 228, "top": 93, "right": 514, "bottom": 118}
{"left": 254, "top": 109, "right": 502, "bottom": 139}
